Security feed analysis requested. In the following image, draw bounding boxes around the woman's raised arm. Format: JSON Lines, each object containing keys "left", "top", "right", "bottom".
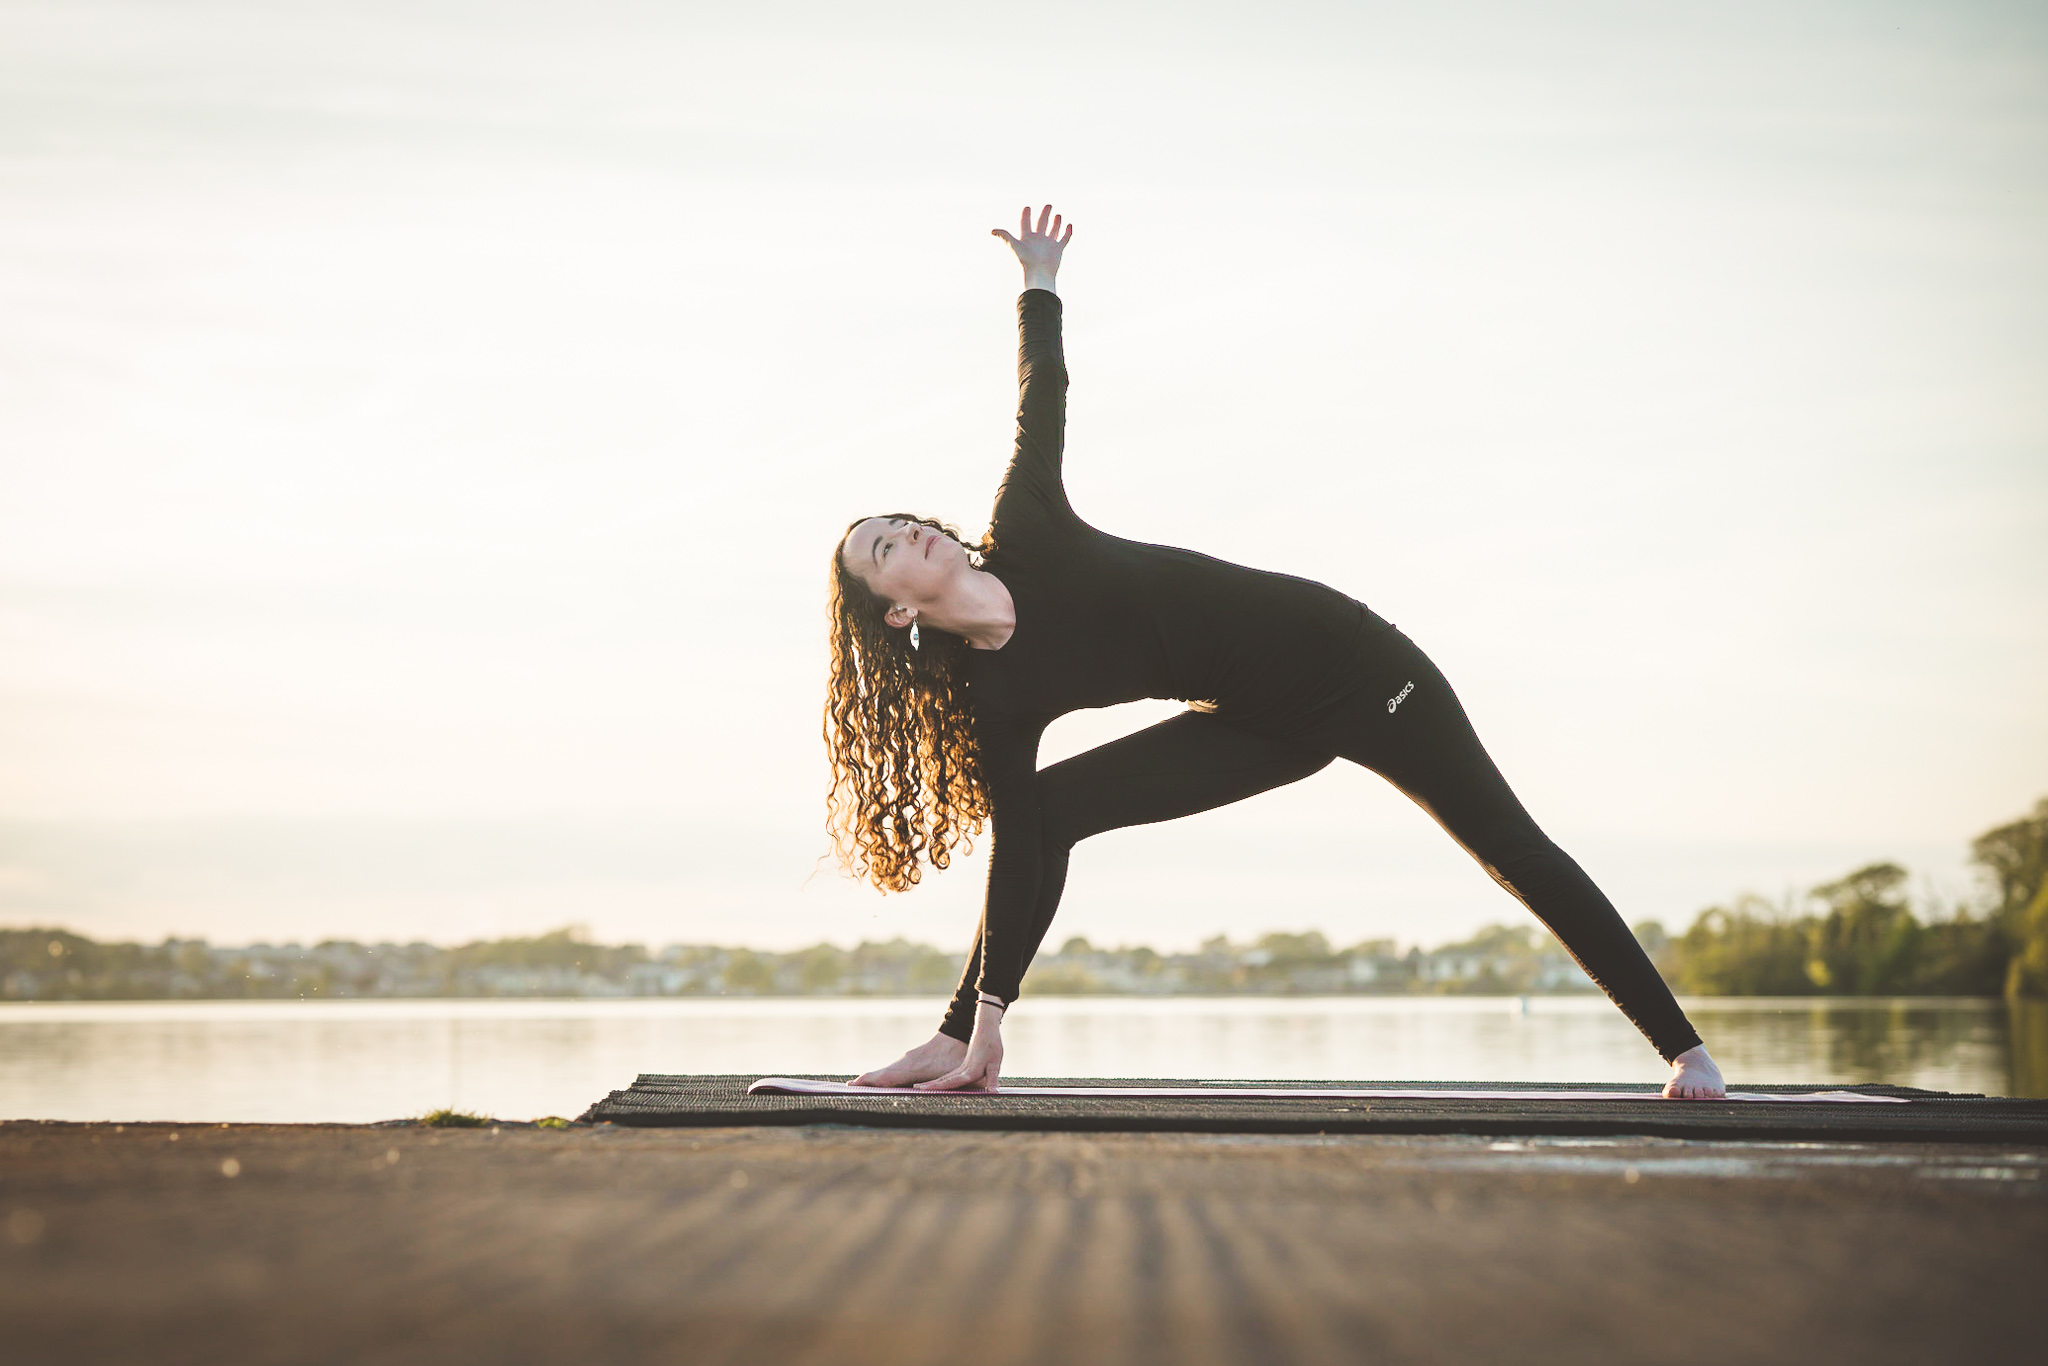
{"left": 993, "top": 204, "right": 1072, "bottom": 293}
{"left": 986, "top": 206, "right": 1078, "bottom": 543}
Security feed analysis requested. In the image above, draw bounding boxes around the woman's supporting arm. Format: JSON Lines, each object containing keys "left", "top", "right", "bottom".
{"left": 939, "top": 837, "right": 1072, "bottom": 1042}
{"left": 963, "top": 714, "right": 1047, "bottom": 1007}
{"left": 912, "top": 711, "right": 1046, "bottom": 1091}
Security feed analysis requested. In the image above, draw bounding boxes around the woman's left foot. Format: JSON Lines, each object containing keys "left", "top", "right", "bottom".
{"left": 1663, "top": 1044, "right": 1726, "bottom": 1099}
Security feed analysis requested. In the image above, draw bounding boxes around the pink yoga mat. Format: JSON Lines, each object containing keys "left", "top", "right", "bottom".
{"left": 747, "top": 1078, "right": 1908, "bottom": 1103}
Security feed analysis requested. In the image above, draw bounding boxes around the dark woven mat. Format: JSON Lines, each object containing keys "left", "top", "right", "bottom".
{"left": 581, "top": 1075, "right": 2048, "bottom": 1145}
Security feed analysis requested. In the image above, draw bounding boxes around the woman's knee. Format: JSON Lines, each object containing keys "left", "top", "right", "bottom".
{"left": 1034, "top": 780, "right": 1088, "bottom": 854}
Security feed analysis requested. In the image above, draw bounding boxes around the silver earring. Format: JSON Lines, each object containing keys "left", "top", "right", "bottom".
{"left": 909, "top": 622, "right": 921, "bottom": 650}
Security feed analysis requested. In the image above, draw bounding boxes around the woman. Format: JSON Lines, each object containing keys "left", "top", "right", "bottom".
{"left": 827, "top": 205, "right": 1727, "bottom": 1099}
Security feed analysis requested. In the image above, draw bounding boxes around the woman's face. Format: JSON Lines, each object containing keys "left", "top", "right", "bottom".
{"left": 840, "top": 516, "right": 963, "bottom": 622}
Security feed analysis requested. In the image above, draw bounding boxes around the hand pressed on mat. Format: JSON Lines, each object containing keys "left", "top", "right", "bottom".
{"left": 849, "top": 1001, "right": 1004, "bottom": 1091}
{"left": 848, "top": 1033, "right": 964, "bottom": 1089}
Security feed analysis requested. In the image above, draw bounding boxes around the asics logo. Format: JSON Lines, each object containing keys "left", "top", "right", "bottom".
{"left": 1387, "top": 681, "right": 1414, "bottom": 713}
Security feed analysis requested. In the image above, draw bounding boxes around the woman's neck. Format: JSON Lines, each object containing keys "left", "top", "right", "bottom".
{"left": 922, "top": 566, "right": 1016, "bottom": 651}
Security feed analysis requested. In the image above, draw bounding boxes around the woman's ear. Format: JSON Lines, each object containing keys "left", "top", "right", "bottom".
{"left": 884, "top": 605, "right": 917, "bottom": 630}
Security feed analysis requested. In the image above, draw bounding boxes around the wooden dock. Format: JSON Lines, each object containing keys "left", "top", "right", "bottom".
{"left": 2, "top": 1119, "right": 2042, "bottom": 1365}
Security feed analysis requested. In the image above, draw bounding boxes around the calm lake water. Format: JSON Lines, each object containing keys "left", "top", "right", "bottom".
{"left": 2, "top": 996, "right": 2041, "bottom": 1124}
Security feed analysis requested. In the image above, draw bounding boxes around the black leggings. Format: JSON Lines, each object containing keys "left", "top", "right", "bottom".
{"left": 951, "top": 629, "right": 1704, "bottom": 1062}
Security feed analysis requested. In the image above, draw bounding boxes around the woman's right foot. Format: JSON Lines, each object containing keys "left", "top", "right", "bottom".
{"left": 1663, "top": 1044, "right": 1727, "bottom": 1099}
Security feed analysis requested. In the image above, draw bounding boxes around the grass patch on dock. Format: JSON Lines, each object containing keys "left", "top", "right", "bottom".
{"left": 420, "top": 1109, "right": 492, "bottom": 1128}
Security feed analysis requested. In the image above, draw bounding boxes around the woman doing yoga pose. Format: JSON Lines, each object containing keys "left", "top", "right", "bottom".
{"left": 828, "top": 206, "right": 1727, "bottom": 1099}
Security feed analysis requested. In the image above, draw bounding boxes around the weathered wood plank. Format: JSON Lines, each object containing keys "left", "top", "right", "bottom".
{"left": 0, "top": 1122, "right": 2041, "bottom": 1366}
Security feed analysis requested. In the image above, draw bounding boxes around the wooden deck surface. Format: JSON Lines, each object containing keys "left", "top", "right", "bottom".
{"left": 3, "top": 1120, "right": 2043, "bottom": 1365}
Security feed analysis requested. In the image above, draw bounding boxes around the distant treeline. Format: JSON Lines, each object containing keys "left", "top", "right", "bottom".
{"left": 1639, "top": 797, "right": 2048, "bottom": 999}
{"left": 0, "top": 923, "right": 1586, "bottom": 1002}
{"left": 4, "top": 798, "right": 2043, "bottom": 1004}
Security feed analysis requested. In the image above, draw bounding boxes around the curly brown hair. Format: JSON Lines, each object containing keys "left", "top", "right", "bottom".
{"left": 824, "top": 513, "right": 991, "bottom": 893}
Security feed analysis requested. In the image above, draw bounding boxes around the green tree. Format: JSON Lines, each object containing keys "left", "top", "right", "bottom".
{"left": 721, "top": 950, "right": 773, "bottom": 994}
{"left": 791, "top": 944, "right": 845, "bottom": 993}
{"left": 2006, "top": 880, "right": 2048, "bottom": 1000}
{"left": 1254, "top": 931, "right": 1334, "bottom": 966}
{"left": 1806, "top": 863, "right": 1919, "bottom": 994}
{"left": 1971, "top": 796, "right": 2048, "bottom": 1000}
{"left": 1907, "top": 908, "right": 2007, "bottom": 995}
{"left": 1021, "top": 959, "right": 1098, "bottom": 994}
{"left": 1668, "top": 895, "right": 1812, "bottom": 995}
{"left": 1972, "top": 797, "right": 2048, "bottom": 930}
{"left": 904, "top": 945, "right": 959, "bottom": 993}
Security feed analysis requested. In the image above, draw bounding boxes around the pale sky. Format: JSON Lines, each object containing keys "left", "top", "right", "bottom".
{"left": 2, "top": 0, "right": 2044, "bottom": 953}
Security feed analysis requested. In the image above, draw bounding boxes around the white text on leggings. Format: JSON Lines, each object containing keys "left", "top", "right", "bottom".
{"left": 1387, "top": 681, "right": 1414, "bottom": 713}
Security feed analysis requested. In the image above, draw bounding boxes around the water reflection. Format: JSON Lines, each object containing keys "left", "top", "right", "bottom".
{"left": 1689, "top": 999, "right": 2017, "bottom": 1097}
{"left": 2010, "top": 999, "right": 2048, "bottom": 1098}
{"left": 0, "top": 995, "right": 2032, "bottom": 1124}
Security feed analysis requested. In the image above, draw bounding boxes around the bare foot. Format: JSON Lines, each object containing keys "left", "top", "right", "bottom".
{"left": 850, "top": 1032, "right": 966, "bottom": 1088}
{"left": 1663, "top": 1044, "right": 1727, "bottom": 1099}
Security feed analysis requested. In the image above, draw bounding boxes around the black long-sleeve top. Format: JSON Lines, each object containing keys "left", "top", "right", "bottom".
{"left": 939, "top": 291, "right": 1389, "bottom": 1040}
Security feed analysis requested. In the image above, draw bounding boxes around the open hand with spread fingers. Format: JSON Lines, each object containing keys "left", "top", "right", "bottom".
{"left": 993, "top": 204, "right": 1073, "bottom": 293}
